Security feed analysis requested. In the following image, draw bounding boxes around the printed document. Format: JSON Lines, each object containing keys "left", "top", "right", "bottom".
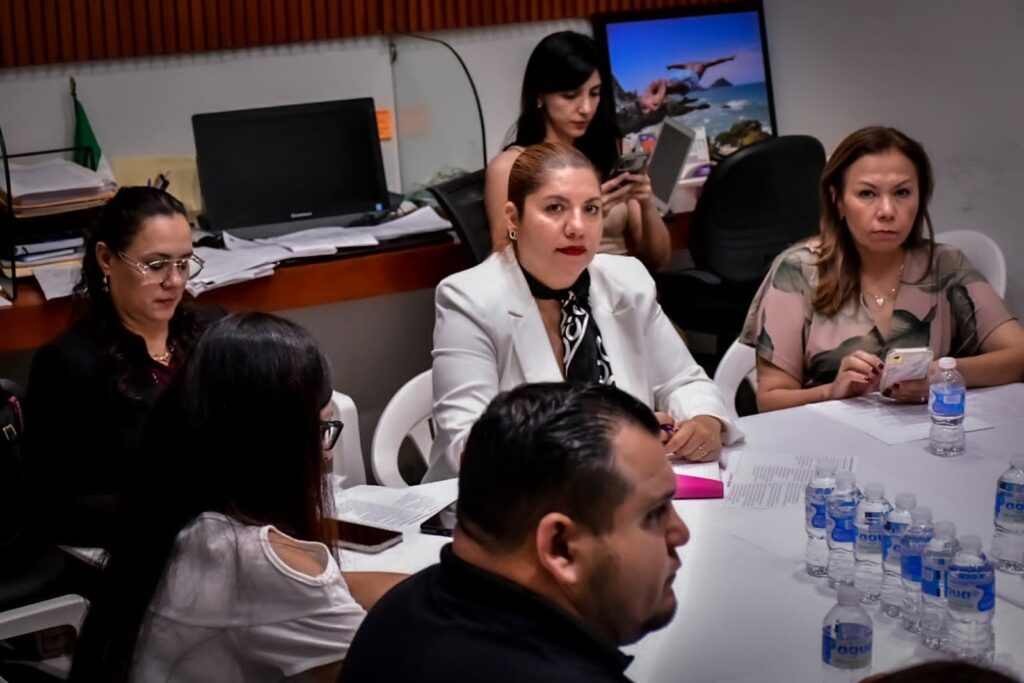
{"left": 333, "top": 479, "right": 458, "bottom": 530}
{"left": 807, "top": 395, "right": 991, "bottom": 445}
{"left": 725, "top": 452, "right": 855, "bottom": 509}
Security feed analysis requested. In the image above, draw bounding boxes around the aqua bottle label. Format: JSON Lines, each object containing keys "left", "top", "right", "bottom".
{"left": 822, "top": 623, "right": 872, "bottom": 669}
{"left": 921, "top": 558, "right": 950, "bottom": 597}
{"left": 995, "top": 482, "right": 1024, "bottom": 524}
{"left": 929, "top": 388, "right": 965, "bottom": 416}
{"left": 948, "top": 567, "right": 996, "bottom": 612}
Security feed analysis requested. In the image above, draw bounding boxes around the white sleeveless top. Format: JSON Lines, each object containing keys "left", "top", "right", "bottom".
{"left": 131, "top": 512, "right": 365, "bottom": 682}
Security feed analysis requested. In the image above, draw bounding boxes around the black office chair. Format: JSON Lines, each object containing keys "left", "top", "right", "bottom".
{"left": 1, "top": 379, "right": 85, "bottom": 681}
{"left": 427, "top": 169, "right": 490, "bottom": 264}
{"left": 657, "top": 134, "right": 826, "bottom": 367}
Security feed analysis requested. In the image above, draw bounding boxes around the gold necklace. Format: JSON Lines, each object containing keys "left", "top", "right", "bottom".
{"left": 151, "top": 345, "right": 174, "bottom": 364}
{"left": 862, "top": 261, "right": 905, "bottom": 308}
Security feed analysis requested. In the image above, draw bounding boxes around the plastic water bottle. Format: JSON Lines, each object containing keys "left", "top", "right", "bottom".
{"left": 947, "top": 535, "right": 996, "bottom": 664}
{"left": 900, "top": 506, "right": 934, "bottom": 632}
{"left": 929, "top": 357, "right": 966, "bottom": 456}
{"left": 853, "top": 482, "right": 891, "bottom": 603}
{"left": 881, "top": 492, "right": 916, "bottom": 617}
{"left": 822, "top": 585, "right": 873, "bottom": 682}
{"left": 806, "top": 463, "right": 837, "bottom": 577}
{"left": 827, "top": 471, "right": 862, "bottom": 588}
{"left": 920, "top": 521, "right": 958, "bottom": 650}
{"left": 991, "top": 457, "right": 1024, "bottom": 574}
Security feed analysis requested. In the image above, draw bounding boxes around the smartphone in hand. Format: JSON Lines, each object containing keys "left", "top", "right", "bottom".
{"left": 879, "top": 347, "right": 934, "bottom": 394}
{"left": 611, "top": 152, "right": 649, "bottom": 177}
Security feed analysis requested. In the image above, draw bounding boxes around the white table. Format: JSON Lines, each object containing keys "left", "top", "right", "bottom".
{"left": 342, "top": 384, "right": 1024, "bottom": 682}
{"left": 626, "top": 384, "right": 1024, "bottom": 683}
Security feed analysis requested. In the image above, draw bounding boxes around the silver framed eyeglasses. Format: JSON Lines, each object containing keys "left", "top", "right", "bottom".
{"left": 117, "top": 251, "right": 205, "bottom": 284}
{"left": 320, "top": 420, "right": 344, "bottom": 450}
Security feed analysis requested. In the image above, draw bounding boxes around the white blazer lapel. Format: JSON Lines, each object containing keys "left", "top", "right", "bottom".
{"left": 590, "top": 267, "right": 653, "bottom": 405}
{"left": 501, "top": 253, "right": 563, "bottom": 384}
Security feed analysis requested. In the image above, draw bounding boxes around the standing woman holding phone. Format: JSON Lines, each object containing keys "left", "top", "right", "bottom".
{"left": 485, "top": 31, "right": 672, "bottom": 271}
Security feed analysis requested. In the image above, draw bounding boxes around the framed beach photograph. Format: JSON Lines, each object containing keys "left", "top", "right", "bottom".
{"left": 593, "top": 1, "right": 777, "bottom": 161}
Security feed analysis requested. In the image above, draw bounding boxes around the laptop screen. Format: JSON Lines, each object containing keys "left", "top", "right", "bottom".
{"left": 192, "top": 98, "right": 388, "bottom": 232}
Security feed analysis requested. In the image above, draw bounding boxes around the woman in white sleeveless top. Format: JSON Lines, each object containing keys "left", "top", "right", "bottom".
{"left": 71, "top": 313, "right": 404, "bottom": 682}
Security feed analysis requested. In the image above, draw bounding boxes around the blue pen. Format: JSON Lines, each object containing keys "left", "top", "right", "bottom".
{"left": 661, "top": 423, "right": 676, "bottom": 435}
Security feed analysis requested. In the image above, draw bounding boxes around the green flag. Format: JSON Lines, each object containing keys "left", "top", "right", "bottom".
{"left": 70, "top": 77, "right": 114, "bottom": 181}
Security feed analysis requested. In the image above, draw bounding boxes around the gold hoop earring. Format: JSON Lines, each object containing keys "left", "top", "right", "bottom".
{"left": 508, "top": 229, "right": 517, "bottom": 241}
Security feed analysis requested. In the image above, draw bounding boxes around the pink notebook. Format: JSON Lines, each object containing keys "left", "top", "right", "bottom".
{"left": 672, "top": 462, "right": 724, "bottom": 499}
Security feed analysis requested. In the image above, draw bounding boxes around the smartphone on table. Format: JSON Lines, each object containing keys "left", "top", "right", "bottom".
{"left": 419, "top": 508, "right": 457, "bottom": 537}
{"left": 331, "top": 518, "right": 403, "bottom": 554}
{"left": 611, "top": 151, "right": 649, "bottom": 177}
{"left": 879, "top": 347, "right": 934, "bottom": 394}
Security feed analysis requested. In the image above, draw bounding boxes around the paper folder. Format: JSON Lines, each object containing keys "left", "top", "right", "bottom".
{"left": 674, "top": 474, "right": 724, "bottom": 499}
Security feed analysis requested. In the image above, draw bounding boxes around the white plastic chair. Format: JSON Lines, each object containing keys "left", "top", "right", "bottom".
{"left": 0, "top": 593, "right": 88, "bottom": 643}
{"left": 330, "top": 390, "right": 365, "bottom": 488}
{"left": 936, "top": 230, "right": 1007, "bottom": 298}
{"left": 713, "top": 340, "right": 757, "bottom": 417}
{"left": 370, "top": 370, "right": 434, "bottom": 487}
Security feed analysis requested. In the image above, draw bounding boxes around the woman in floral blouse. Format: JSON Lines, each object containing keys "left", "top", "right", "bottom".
{"left": 740, "top": 126, "right": 1024, "bottom": 412}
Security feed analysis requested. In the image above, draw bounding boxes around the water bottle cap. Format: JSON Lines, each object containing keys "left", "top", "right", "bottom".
{"left": 933, "top": 521, "right": 956, "bottom": 537}
{"left": 938, "top": 356, "right": 956, "bottom": 370}
{"left": 836, "top": 585, "right": 862, "bottom": 605}
{"left": 862, "top": 482, "right": 885, "bottom": 499}
{"left": 911, "top": 506, "right": 932, "bottom": 523}
{"left": 894, "top": 493, "right": 917, "bottom": 509}
{"left": 835, "top": 470, "right": 856, "bottom": 487}
{"left": 958, "top": 534, "right": 982, "bottom": 552}
{"left": 815, "top": 461, "right": 837, "bottom": 475}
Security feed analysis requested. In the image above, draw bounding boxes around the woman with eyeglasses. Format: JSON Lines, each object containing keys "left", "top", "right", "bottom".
{"left": 24, "top": 186, "right": 217, "bottom": 549}
{"left": 71, "top": 313, "right": 403, "bottom": 682}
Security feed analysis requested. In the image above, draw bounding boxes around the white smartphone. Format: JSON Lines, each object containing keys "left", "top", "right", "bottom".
{"left": 879, "top": 347, "right": 934, "bottom": 393}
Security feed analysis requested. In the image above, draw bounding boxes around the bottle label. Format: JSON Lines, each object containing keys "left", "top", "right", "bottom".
{"left": 806, "top": 489, "right": 831, "bottom": 529}
{"left": 882, "top": 521, "right": 908, "bottom": 561}
{"left": 822, "top": 623, "right": 872, "bottom": 669}
{"left": 828, "top": 513, "right": 856, "bottom": 543}
{"left": 921, "top": 558, "right": 949, "bottom": 597}
{"left": 995, "top": 482, "right": 1024, "bottom": 524}
{"left": 856, "top": 529, "right": 884, "bottom": 554}
{"left": 948, "top": 566, "right": 996, "bottom": 613}
{"left": 901, "top": 553, "right": 923, "bottom": 582}
{"left": 930, "top": 387, "right": 965, "bottom": 417}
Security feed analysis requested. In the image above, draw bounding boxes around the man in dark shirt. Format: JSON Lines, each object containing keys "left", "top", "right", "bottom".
{"left": 342, "top": 382, "right": 690, "bottom": 682}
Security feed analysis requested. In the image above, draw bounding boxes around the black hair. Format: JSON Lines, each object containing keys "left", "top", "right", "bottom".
{"left": 509, "top": 31, "right": 621, "bottom": 179}
{"left": 70, "top": 312, "right": 335, "bottom": 681}
{"left": 457, "top": 382, "right": 660, "bottom": 552}
{"left": 868, "top": 662, "right": 1018, "bottom": 683}
{"left": 75, "top": 186, "right": 201, "bottom": 400}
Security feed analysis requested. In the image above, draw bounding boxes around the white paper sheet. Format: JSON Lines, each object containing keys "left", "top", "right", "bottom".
{"left": 33, "top": 262, "right": 81, "bottom": 300}
{"left": 347, "top": 206, "right": 451, "bottom": 241}
{"left": 333, "top": 479, "right": 458, "bottom": 531}
{"left": 725, "top": 452, "right": 856, "bottom": 509}
{"left": 808, "top": 394, "right": 992, "bottom": 444}
{"left": 15, "top": 236, "right": 83, "bottom": 255}
{"left": 672, "top": 461, "right": 722, "bottom": 481}
{"left": 187, "top": 242, "right": 287, "bottom": 296}
{"left": 0, "top": 296, "right": 11, "bottom": 308}
{"left": 254, "top": 226, "right": 379, "bottom": 255}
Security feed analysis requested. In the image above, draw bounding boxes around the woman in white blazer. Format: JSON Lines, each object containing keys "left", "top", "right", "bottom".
{"left": 425, "top": 142, "right": 740, "bottom": 482}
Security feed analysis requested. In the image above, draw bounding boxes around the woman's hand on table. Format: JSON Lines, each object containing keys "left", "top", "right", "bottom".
{"left": 655, "top": 412, "right": 724, "bottom": 462}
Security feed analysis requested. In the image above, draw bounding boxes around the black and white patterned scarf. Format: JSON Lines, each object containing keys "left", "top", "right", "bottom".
{"left": 521, "top": 267, "right": 615, "bottom": 386}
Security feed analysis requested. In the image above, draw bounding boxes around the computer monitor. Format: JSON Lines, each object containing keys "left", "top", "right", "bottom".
{"left": 192, "top": 98, "right": 389, "bottom": 237}
{"left": 593, "top": 1, "right": 777, "bottom": 159}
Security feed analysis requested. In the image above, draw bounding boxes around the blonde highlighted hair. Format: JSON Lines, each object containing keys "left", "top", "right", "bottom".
{"left": 493, "top": 141, "right": 598, "bottom": 252}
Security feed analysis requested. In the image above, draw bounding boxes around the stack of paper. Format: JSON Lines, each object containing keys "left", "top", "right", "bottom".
{"left": 187, "top": 240, "right": 285, "bottom": 296}
{"left": 254, "top": 226, "right": 378, "bottom": 256}
{"left": 1, "top": 159, "right": 117, "bottom": 218}
{"left": 33, "top": 262, "right": 82, "bottom": 300}
{"left": 333, "top": 479, "right": 458, "bottom": 531}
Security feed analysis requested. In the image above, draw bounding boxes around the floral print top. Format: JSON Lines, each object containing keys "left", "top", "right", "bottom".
{"left": 739, "top": 240, "right": 1014, "bottom": 386}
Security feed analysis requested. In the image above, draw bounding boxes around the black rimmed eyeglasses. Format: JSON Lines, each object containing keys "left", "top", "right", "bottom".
{"left": 117, "top": 251, "right": 206, "bottom": 284}
{"left": 320, "top": 420, "right": 344, "bottom": 450}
